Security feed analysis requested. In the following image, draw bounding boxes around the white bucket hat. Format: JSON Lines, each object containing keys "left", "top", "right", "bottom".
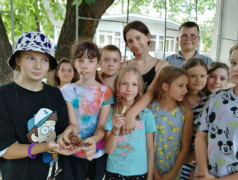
{"left": 8, "top": 32, "right": 58, "bottom": 70}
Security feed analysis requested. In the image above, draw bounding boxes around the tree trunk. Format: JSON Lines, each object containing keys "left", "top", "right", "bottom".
{"left": 55, "top": 0, "right": 115, "bottom": 60}
{"left": 47, "top": 0, "right": 114, "bottom": 85}
{"left": 0, "top": 14, "right": 13, "bottom": 86}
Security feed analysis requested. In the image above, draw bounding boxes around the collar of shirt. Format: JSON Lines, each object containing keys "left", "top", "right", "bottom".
{"left": 176, "top": 50, "right": 199, "bottom": 60}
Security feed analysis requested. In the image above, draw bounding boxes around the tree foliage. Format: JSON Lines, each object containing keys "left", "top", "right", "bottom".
{"left": 110, "top": 0, "right": 216, "bottom": 51}
{"left": 151, "top": 0, "right": 216, "bottom": 51}
{"left": 0, "top": 0, "right": 216, "bottom": 84}
{"left": 0, "top": 0, "right": 65, "bottom": 41}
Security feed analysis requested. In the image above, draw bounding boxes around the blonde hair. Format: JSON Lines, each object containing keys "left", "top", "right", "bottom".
{"left": 155, "top": 65, "right": 187, "bottom": 107}
{"left": 230, "top": 42, "right": 238, "bottom": 57}
{"left": 113, "top": 67, "right": 144, "bottom": 119}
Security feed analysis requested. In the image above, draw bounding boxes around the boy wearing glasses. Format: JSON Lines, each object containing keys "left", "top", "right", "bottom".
{"left": 164, "top": 21, "right": 213, "bottom": 67}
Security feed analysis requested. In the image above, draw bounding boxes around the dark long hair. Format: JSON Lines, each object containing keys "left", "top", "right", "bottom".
{"left": 53, "top": 58, "right": 79, "bottom": 86}
{"left": 71, "top": 41, "right": 102, "bottom": 83}
{"left": 123, "top": 21, "right": 150, "bottom": 45}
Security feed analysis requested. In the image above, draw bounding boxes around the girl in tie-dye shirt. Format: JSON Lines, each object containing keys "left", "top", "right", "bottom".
{"left": 61, "top": 41, "right": 114, "bottom": 180}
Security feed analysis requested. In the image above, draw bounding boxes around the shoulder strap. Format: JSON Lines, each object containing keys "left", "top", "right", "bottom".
{"left": 154, "top": 59, "right": 160, "bottom": 66}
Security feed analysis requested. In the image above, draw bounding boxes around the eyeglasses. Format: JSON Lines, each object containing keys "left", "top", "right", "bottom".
{"left": 180, "top": 34, "right": 199, "bottom": 40}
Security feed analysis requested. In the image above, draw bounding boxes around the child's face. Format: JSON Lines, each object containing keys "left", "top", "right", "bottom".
{"left": 165, "top": 75, "right": 188, "bottom": 102}
{"left": 207, "top": 68, "right": 228, "bottom": 93}
{"left": 100, "top": 50, "right": 121, "bottom": 76}
{"left": 16, "top": 51, "right": 50, "bottom": 82}
{"left": 229, "top": 48, "right": 238, "bottom": 85}
{"left": 74, "top": 53, "right": 99, "bottom": 80}
{"left": 178, "top": 26, "right": 200, "bottom": 52}
{"left": 119, "top": 71, "right": 139, "bottom": 104}
{"left": 126, "top": 29, "right": 150, "bottom": 55}
{"left": 187, "top": 65, "right": 207, "bottom": 91}
{"left": 57, "top": 62, "right": 74, "bottom": 84}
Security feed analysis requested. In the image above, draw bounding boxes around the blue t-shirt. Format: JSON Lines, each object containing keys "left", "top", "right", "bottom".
{"left": 164, "top": 51, "right": 213, "bottom": 67}
{"left": 105, "top": 108, "right": 156, "bottom": 176}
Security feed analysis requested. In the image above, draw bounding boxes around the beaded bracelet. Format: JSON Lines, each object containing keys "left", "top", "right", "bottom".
{"left": 28, "top": 143, "right": 37, "bottom": 159}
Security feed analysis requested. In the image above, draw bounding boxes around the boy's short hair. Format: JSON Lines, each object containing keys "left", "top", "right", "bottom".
{"left": 100, "top": 45, "right": 121, "bottom": 60}
{"left": 179, "top": 21, "right": 200, "bottom": 33}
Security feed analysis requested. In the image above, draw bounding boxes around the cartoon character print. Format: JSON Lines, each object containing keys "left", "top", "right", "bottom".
{"left": 222, "top": 93, "right": 235, "bottom": 104}
{"left": 208, "top": 163, "right": 218, "bottom": 174}
{"left": 207, "top": 111, "right": 223, "bottom": 138}
{"left": 26, "top": 108, "right": 62, "bottom": 180}
{"left": 231, "top": 107, "right": 238, "bottom": 118}
{"left": 223, "top": 127, "right": 230, "bottom": 139}
{"left": 210, "top": 124, "right": 223, "bottom": 139}
{"left": 227, "top": 151, "right": 238, "bottom": 175}
{"left": 218, "top": 141, "right": 233, "bottom": 156}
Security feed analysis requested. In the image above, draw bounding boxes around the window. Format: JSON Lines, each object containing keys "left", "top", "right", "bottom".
{"left": 98, "top": 30, "right": 113, "bottom": 48}
{"left": 158, "top": 36, "right": 164, "bottom": 51}
{"left": 149, "top": 34, "right": 156, "bottom": 51}
{"left": 97, "top": 30, "right": 121, "bottom": 49}
{"left": 114, "top": 31, "right": 121, "bottom": 48}
{"left": 159, "top": 36, "right": 176, "bottom": 53}
{"left": 99, "top": 34, "right": 105, "bottom": 47}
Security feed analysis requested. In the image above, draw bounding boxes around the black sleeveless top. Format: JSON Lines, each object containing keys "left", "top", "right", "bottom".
{"left": 126, "top": 60, "right": 160, "bottom": 92}
{"left": 142, "top": 66, "right": 156, "bottom": 91}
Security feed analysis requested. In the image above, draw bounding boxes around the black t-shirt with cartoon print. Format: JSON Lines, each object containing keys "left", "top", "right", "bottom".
{"left": 0, "top": 82, "right": 72, "bottom": 180}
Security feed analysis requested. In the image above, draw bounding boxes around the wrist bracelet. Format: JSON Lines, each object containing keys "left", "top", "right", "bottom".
{"left": 28, "top": 143, "right": 37, "bottom": 159}
{"left": 111, "top": 130, "right": 119, "bottom": 136}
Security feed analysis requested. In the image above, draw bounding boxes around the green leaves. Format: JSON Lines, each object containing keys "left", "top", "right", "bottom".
{"left": 85, "top": 0, "right": 95, "bottom": 5}
{"left": 1, "top": 0, "right": 66, "bottom": 44}
{"left": 72, "top": 0, "right": 95, "bottom": 6}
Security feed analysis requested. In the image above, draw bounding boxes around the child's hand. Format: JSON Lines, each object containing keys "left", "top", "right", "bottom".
{"left": 81, "top": 136, "right": 97, "bottom": 161}
{"left": 121, "top": 113, "right": 136, "bottom": 135}
{"left": 48, "top": 141, "right": 59, "bottom": 151}
{"left": 48, "top": 141, "right": 82, "bottom": 156}
{"left": 57, "top": 125, "right": 79, "bottom": 149}
{"left": 112, "top": 114, "right": 125, "bottom": 130}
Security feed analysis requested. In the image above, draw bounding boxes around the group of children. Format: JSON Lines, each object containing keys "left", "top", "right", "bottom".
{"left": 0, "top": 20, "right": 237, "bottom": 180}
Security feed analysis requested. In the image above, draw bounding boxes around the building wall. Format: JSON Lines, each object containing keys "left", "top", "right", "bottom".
{"left": 95, "top": 20, "right": 179, "bottom": 61}
{"left": 211, "top": 0, "right": 238, "bottom": 63}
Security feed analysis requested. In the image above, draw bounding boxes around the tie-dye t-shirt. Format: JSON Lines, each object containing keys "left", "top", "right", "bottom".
{"left": 105, "top": 108, "right": 156, "bottom": 176}
{"left": 151, "top": 101, "right": 185, "bottom": 180}
{"left": 198, "top": 89, "right": 238, "bottom": 177}
{"left": 61, "top": 83, "right": 114, "bottom": 159}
